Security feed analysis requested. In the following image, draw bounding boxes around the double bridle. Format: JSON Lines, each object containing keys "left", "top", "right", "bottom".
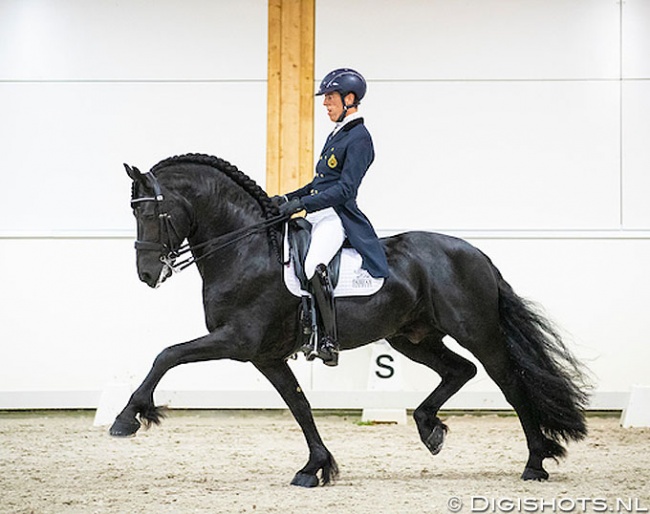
{"left": 131, "top": 171, "right": 286, "bottom": 273}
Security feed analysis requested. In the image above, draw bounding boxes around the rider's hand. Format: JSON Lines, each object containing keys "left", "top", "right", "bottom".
{"left": 278, "top": 198, "right": 304, "bottom": 217}
{"left": 270, "top": 195, "right": 288, "bottom": 208}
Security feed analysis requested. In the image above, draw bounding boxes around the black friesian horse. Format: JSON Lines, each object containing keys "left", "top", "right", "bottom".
{"left": 112, "top": 153, "right": 589, "bottom": 486}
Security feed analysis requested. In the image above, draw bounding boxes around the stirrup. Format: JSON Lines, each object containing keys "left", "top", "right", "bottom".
{"left": 301, "top": 333, "right": 339, "bottom": 366}
{"left": 301, "top": 333, "right": 318, "bottom": 361}
{"left": 319, "top": 336, "right": 339, "bottom": 367}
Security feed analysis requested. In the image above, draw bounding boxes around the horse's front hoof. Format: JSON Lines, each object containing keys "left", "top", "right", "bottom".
{"left": 424, "top": 424, "right": 446, "bottom": 455}
{"left": 521, "top": 467, "right": 549, "bottom": 481}
{"left": 291, "top": 471, "right": 320, "bottom": 488}
{"left": 109, "top": 417, "right": 141, "bottom": 437}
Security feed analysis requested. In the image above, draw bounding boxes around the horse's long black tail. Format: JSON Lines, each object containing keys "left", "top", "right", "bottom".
{"left": 497, "top": 278, "right": 590, "bottom": 445}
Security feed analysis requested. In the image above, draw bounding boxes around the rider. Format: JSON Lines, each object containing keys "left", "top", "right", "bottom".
{"left": 277, "top": 68, "right": 389, "bottom": 366}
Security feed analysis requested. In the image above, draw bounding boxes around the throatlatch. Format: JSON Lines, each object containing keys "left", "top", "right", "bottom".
{"left": 302, "top": 264, "right": 339, "bottom": 367}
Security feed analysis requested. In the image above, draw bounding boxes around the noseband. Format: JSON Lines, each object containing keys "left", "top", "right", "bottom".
{"left": 132, "top": 171, "right": 287, "bottom": 273}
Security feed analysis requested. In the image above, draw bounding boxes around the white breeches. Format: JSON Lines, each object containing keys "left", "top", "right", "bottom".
{"left": 304, "top": 207, "right": 346, "bottom": 279}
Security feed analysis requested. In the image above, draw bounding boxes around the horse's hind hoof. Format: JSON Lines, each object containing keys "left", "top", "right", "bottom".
{"left": 521, "top": 467, "right": 549, "bottom": 481}
{"left": 109, "top": 418, "right": 141, "bottom": 437}
{"left": 424, "top": 424, "right": 446, "bottom": 455}
{"left": 290, "top": 472, "right": 319, "bottom": 488}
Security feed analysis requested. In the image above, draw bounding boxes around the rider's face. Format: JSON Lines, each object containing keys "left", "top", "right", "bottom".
{"left": 323, "top": 92, "right": 356, "bottom": 122}
{"left": 323, "top": 93, "right": 343, "bottom": 122}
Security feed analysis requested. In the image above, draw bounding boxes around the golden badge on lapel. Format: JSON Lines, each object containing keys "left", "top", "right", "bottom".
{"left": 327, "top": 154, "right": 338, "bottom": 168}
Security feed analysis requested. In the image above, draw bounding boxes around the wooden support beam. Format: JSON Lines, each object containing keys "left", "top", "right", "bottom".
{"left": 266, "top": 0, "right": 315, "bottom": 196}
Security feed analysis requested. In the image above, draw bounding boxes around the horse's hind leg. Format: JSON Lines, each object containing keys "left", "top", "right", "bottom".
{"left": 387, "top": 335, "right": 477, "bottom": 456}
{"left": 466, "top": 338, "right": 557, "bottom": 481}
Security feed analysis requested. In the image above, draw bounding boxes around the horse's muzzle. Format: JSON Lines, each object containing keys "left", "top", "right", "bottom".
{"left": 138, "top": 259, "right": 172, "bottom": 288}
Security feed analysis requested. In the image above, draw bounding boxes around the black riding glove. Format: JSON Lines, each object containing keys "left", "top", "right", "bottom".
{"left": 270, "top": 195, "right": 288, "bottom": 209}
{"left": 278, "top": 197, "right": 304, "bottom": 217}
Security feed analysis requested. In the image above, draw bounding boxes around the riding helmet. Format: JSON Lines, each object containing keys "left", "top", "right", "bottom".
{"left": 316, "top": 68, "right": 367, "bottom": 105}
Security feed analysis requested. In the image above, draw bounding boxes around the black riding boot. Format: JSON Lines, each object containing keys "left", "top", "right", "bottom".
{"left": 305, "top": 263, "right": 339, "bottom": 367}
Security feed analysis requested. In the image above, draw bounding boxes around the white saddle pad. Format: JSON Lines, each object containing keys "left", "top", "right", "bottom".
{"left": 283, "top": 232, "right": 385, "bottom": 298}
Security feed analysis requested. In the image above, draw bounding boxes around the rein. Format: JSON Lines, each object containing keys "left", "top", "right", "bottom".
{"left": 132, "top": 171, "right": 286, "bottom": 273}
{"left": 170, "top": 215, "right": 286, "bottom": 271}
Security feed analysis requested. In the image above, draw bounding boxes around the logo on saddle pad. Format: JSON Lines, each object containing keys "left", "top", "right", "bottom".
{"left": 351, "top": 269, "right": 374, "bottom": 289}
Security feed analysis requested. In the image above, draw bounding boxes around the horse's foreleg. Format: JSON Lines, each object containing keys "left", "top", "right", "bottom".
{"left": 110, "top": 330, "right": 247, "bottom": 437}
{"left": 109, "top": 354, "right": 170, "bottom": 437}
{"left": 254, "top": 360, "right": 338, "bottom": 487}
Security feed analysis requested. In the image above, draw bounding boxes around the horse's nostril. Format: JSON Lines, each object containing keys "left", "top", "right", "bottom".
{"left": 139, "top": 270, "right": 153, "bottom": 284}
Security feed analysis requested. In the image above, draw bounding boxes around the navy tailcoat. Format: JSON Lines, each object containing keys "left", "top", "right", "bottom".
{"left": 286, "top": 118, "right": 389, "bottom": 278}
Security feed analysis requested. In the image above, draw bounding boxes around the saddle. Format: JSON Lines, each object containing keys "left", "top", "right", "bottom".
{"left": 287, "top": 217, "right": 342, "bottom": 290}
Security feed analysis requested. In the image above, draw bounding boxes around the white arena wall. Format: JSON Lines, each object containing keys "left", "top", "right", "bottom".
{"left": 1, "top": 0, "right": 649, "bottom": 411}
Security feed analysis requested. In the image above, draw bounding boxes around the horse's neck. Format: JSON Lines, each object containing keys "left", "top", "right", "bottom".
{"left": 189, "top": 172, "right": 264, "bottom": 240}
{"left": 184, "top": 171, "right": 277, "bottom": 278}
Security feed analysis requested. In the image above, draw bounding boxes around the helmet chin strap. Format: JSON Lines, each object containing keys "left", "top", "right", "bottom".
{"left": 336, "top": 92, "right": 357, "bottom": 122}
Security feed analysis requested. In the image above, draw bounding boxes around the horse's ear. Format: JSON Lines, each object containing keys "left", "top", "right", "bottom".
{"left": 124, "top": 163, "right": 143, "bottom": 182}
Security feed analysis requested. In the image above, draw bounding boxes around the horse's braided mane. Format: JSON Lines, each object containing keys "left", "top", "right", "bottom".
{"left": 150, "top": 153, "right": 284, "bottom": 263}
{"left": 150, "top": 153, "right": 276, "bottom": 214}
